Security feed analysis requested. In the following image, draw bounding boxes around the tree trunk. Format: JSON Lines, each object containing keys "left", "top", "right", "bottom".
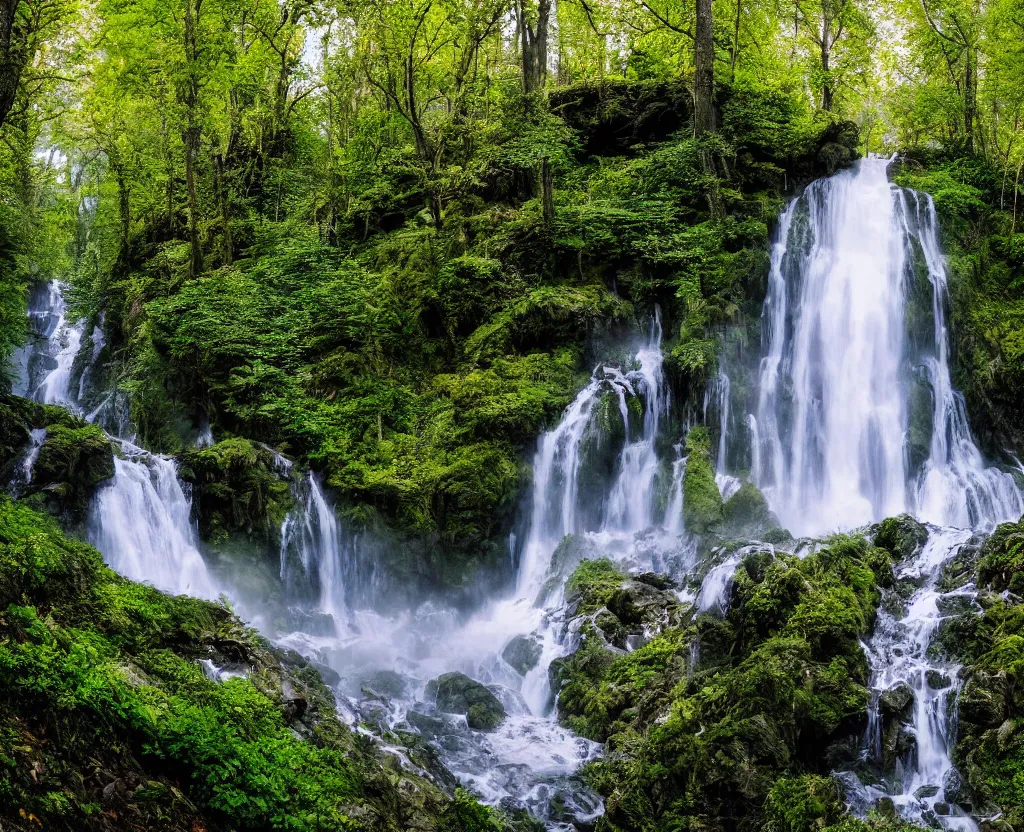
{"left": 820, "top": 41, "right": 833, "bottom": 111}
{"left": 540, "top": 156, "right": 554, "bottom": 227}
{"left": 0, "top": 0, "right": 25, "bottom": 130}
{"left": 694, "top": 0, "right": 715, "bottom": 135}
{"left": 519, "top": 0, "right": 551, "bottom": 94}
{"left": 964, "top": 49, "right": 976, "bottom": 153}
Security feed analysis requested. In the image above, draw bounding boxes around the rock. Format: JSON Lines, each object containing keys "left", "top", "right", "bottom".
{"left": 926, "top": 669, "right": 951, "bottom": 690}
{"left": 406, "top": 710, "right": 448, "bottom": 739}
{"left": 942, "top": 768, "right": 971, "bottom": 808}
{"left": 877, "top": 797, "right": 897, "bottom": 817}
{"left": 282, "top": 696, "right": 308, "bottom": 723}
{"left": 502, "top": 635, "right": 543, "bottom": 676}
{"left": 879, "top": 682, "right": 914, "bottom": 716}
{"left": 959, "top": 671, "right": 1007, "bottom": 727}
{"left": 311, "top": 660, "right": 341, "bottom": 688}
{"left": 874, "top": 515, "right": 928, "bottom": 560}
{"left": 914, "top": 784, "right": 939, "bottom": 799}
{"left": 361, "top": 670, "right": 409, "bottom": 699}
{"left": 429, "top": 672, "right": 506, "bottom": 731}
{"left": 721, "top": 481, "right": 777, "bottom": 537}
{"left": 933, "top": 802, "right": 950, "bottom": 816}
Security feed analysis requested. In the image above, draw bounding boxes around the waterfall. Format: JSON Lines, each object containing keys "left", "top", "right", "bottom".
{"left": 279, "top": 472, "right": 352, "bottom": 636}
{"left": 752, "top": 157, "right": 1022, "bottom": 537}
{"left": 855, "top": 527, "right": 978, "bottom": 831}
{"left": 11, "top": 280, "right": 217, "bottom": 601}
{"left": 742, "top": 157, "right": 1024, "bottom": 831}
{"left": 89, "top": 443, "right": 217, "bottom": 599}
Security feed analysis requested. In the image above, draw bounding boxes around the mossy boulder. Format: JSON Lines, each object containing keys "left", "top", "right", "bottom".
{"left": 180, "top": 438, "right": 293, "bottom": 545}
{"left": 29, "top": 423, "right": 115, "bottom": 519}
{"left": 683, "top": 426, "right": 723, "bottom": 533}
{"left": 428, "top": 672, "right": 506, "bottom": 731}
{"left": 977, "top": 517, "right": 1024, "bottom": 593}
{"left": 721, "top": 481, "right": 777, "bottom": 537}
{"left": 873, "top": 515, "right": 929, "bottom": 561}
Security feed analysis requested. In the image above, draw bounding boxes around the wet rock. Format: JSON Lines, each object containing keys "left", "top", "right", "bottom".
{"left": 879, "top": 682, "right": 914, "bottom": 716}
{"left": 933, "top": 802, "right": 950, "bottom": 816}
{"left": 877, "top": 797, "right": 897, "bottom": 817}
{"left": 361, "top": 669, "right": 409, "bottom": 700}
{"left": 914, "top": 784, "right": 939, "bottom": 799}
{"left": 607, "top": 580, "right": 675, "bottom": 626}
{"left": 406, "top": 710, "right": 448, "bottom": 739}
{"left": 311, "top": 660, "right": 341, "bottom": 688}
{"left": 720, "top": 481, "right": 777, "bottom": 537}
{"left": 942, "top": 768, "right": 971, "bottom": 807}
{"left": 429, "top": 672, "right": 507, "bottom": 731}
{"left": 634, "top": 572, "right": 676, "bottom": 590}
{"left": 594, "top": 609, "right": 627, "bottom": 648}
{"left": 959, "top": 671, "right": 1006, "bottom": 726}
{"left": 282, "top": 696, "right": 308, "bottom": 723}
{"left": 926, "top": 669, "right": 951, "bottom": 690}
{"left": 874, "top": 515, "right": 928, "bottom": 560}
{"left": 503, "top": 634, "right": 543, "bottom": 676}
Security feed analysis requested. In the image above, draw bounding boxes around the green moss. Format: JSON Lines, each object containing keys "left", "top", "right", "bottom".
{"left": 566, "top": 557, "right": 625, "bottom": 616}
{"left": 180, "top": 438, "right": 293, "bottom": 545}
{"left": 977, "top": 517, "right": 1024, "bottom": 593}
{"left": 0, "top": 496, "right": 491, "bottom": 830}
{"left": 683, "top": 426, "right": 723, "bottom": 534}
{"left": 29, "top": 422, "right": 115, "bottom": 517}
{"left": 873, "top": 515, "right": 928, "bottom": 561}
{"left": 562, "top": 534, "right": 884, "bottom": 831}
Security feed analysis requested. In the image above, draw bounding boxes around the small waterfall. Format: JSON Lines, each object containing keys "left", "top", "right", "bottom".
{"left": 279, "top": 472, "right": 352, "bottom": 635}
{"left": 752, "top": 157, "right": 1022, "bottom": 537}
{"left": 711, "top": 371, "right": 741, "bottom": 501}
{"left": 858, "top": 527, "right": 977, "bottom": 830}
{"left": 662, "top": 447, "right": 687, "bottom": 535}
{"left": 89, "top": 443, "right": 217, "bottom": 599}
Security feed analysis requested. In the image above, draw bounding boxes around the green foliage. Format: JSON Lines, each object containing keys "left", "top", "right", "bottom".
{"left": 683, "top": 426, "right": 723, "bottom": 533}
{"left": 0, "top": 496, "right": 485, "bottom": 830}
{"left": 563, "top": 535, "right": 886, "bottom": 831}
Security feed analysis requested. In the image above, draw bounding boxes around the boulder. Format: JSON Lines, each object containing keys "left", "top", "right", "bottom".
{"left": 428, "top": 672, "right": 506, "bottom": 731}
{"left": 502, "top": 635, "right": 542, "bottom": 676}
{"left": 873, "top": 515, "right": 928, "bottom": 561}
{"left": 879, "top": 682, "right": 914, "bottom": 717}
{"left": 361, "top": 670, "right": 409, "bottom": 700}
{"left": 959, "top": 671, "right": 1007, "bottom": 727}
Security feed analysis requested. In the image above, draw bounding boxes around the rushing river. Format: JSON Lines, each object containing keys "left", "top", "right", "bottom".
{"left": 11, "top": 156, "right": 1023, "bottom": 830}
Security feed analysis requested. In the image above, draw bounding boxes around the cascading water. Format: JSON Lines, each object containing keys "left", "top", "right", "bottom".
{"left": 88, "top": 443, "right": 217, "bottom": 599}
{"left": 752, "top": 157, "right": 1022, "bottom": 537}
{"left": 11, "top": 279, "right": 218, "bottom": 601}
{"left": 743, "top": 156, "right": 1024, "bottom": 830}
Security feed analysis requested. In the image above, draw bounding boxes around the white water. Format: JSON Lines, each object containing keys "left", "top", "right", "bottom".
{"left": 89, "top": 443, "right": 217, "bottom": 599}
{"left": 744, "top": 157, "right": 1024, "bottom": 830}
{"left": 753, "top": 157, "right": 1022, "bottom": 537}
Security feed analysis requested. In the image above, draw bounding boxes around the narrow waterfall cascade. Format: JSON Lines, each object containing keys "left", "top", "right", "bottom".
{"left": 13, "top": 280, "right": 87, "bottom": 409}
{"left": 724, "top": 156, "right": 1024, "bottom": 831}
{"left": 850, "top": 526, "right": 979, "bottom": 831}
{"left": 752, "top": 156, "right": 1022, "bottom": 537}
{"left": 10, "top": 280, "right": 218, "bottom": 601}
{"left": 88, "top": 443, "right": 218, "bottom": 600}
{"left": 279, "top": 471, "right": 352, "bottom": 636}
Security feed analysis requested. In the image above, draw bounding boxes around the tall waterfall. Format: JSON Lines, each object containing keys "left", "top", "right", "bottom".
{"left": 745, "top": 157, "right": 1023, "bottom": 831}
{"left": 753, "top": 157, "right": 1022, "bottom": 537}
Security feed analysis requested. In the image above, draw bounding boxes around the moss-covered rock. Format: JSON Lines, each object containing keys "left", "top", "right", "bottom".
{"left": 428, "top": 672, "right": 507, "bottom": 731}
{"left": 977, "top": 517, "right": 1024, "bottom": 594}
{"left": 502, "top": 635, "right": 542, "bottom": 676}
{"left": 721, "top": 480, "right": 777, "bottom": 538}
{"left": 28, "top": 422, "right": 115, "bottom": 517}
{"left": 180, "top": 438, "right": 293, "bottom": 545}
{"left": 873, "top": 514, "right": 929, "bottom": 561}
{"left": 562, "top": 534, "right": 885, "bottom": 831}
{"left": 683, "top": 425, "right": 724, "bottom": 533}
